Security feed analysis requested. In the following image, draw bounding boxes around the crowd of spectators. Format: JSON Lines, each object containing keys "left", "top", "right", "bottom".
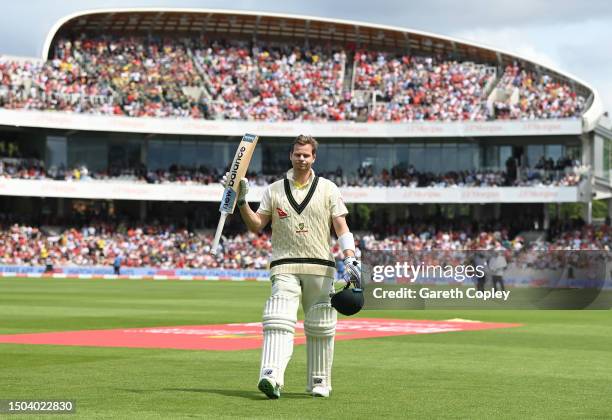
{"left": 0, "top": 222, "right": 271, "bottom": 269}
{"left": 320, "top": 162, "right": 585, "bottom": 187}
{"left": 534, "top": 220, "right": 612, "bottom": 250}
{"left": 0, "top": 36, "right": 210, "bottom": 118}
{"left": 493, "top": 62, "right": 585, "bottom": 120}
{"left": 534, "top": 155, "right": 575, "bottom": 171}
{"left": 0, "top": 156, "right": 586, "bottom": 187}
{"left": 1, "top": 218, "right": 609, "bottom": 269}
{"left": 0, "top": 158, "right": 220, "bottom": 184}
{"left": 353, "top": 51, "right": 494, "bottom": 121}
{"left": 191, "top": 39, "right": 347, "bottom": 121}
{"left": 359, "top": 220, "right": 526, "bottom": 252}
{"left": 0, "top": 35, "right": 585, "bottom": 122}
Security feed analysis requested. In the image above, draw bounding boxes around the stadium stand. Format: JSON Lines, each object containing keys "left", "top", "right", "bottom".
{"left": 0, "top": 9, "right": 608, "bottom": 277}
{"left": 493, "top": 62, "right": 585, "bottom": 120}
{"left": 0, "top": 37, "right": 209, "bottom": 118}
{"left": 191, "top": 39, "right": 347, "bottom": 121}
{"left": 0, "top": 218, "right": 607, "bottom": 270}
{"left": 0, "top": 35, "right": 585, "bottom": 122}
{"left": 0, "top": 156, "right": 585, "bottom": 187}
{"left": 353, "top": 51, "right": 495, "bottom": 121}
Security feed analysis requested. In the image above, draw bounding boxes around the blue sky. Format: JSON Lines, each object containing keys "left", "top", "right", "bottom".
{"left": 1, "top": 0, "right": 610, "bottom": 113}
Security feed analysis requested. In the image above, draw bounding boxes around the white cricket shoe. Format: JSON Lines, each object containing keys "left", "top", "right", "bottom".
{"left": 311, "top": 377, "right": 331, "bottom": 397}
{"left": 257, "top": 377, "right": 281, "bottom": 399}
{"left": 312, "top": 385, "right": 331, "bottom": 398}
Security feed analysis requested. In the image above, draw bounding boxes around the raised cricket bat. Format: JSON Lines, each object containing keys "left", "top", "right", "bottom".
{"left": 211, "top": 133, "right": 259, "bottom": 254}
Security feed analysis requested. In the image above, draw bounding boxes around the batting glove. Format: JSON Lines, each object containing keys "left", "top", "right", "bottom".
{"left": 343, "top": 256, "right": 362, "bottom": 288}
{"left": 221, "top": 172, "right": 248, "bottom": 201}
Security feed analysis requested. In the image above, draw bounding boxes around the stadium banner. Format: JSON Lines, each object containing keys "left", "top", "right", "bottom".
{"left": 361, "top": 250, "right": 612, "bottom": 309}
{"left": 0, "top": 109, "right": 583, "bottom": 138}
{"left": 0, "top": 265, "right": 269, "bottom": 281}
{"left": 0, "top": 179, "right": 581, "bottom": 203}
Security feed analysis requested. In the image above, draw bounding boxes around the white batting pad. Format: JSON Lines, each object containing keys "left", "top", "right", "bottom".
{"left": 260, "top": 294, "right": 299, "bottom": 387}
{"left": 304, "top": 303, "right": 337, "bottom": 391}
{"left": 262, "top": 295, "right": 298, "bottom": 333}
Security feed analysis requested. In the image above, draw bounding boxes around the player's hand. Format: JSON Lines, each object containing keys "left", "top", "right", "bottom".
{"left": 238, "top": 178, "right": 248, "bottom": 200}
{"left": 221, "top": 172, "right": 230, "bottom": 186}
{"left": 221, "top": 172, "right": 248, "bottom": 200}
{"left": 343, "top": 256, "right": 362, "bottom": 288}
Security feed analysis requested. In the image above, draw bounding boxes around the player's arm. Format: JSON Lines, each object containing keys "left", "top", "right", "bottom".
{"left": 239, "top": 200, "right": 270, "bottom": 233}
{"left": 330, "top": 184, "right": 356, "bottom": 259}
{"left": 332, "top": 215, "right": 355, "bottom": 258}
{"left": 236, "top": 179, "right": 270, "bottom": 233}
{"left": 333, "top": 215, "right": 361, "bottom": 286}
{"left": 329, "top": 183, "right": 361, "bottom": 285}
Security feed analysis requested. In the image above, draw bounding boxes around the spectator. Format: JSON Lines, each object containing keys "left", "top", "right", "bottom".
{"left": 488, "top": 251, "right": 507, "bottom": 292}
{"left": 113, "top": 253, "right": 123, "bottom": 275}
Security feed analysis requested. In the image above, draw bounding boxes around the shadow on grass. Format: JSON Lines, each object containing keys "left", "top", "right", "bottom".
{"left": 118, "top": 387, "right": 311, "bottom": 400}
{"left": 165, "top": 388, "right": 312, "bottom": 400}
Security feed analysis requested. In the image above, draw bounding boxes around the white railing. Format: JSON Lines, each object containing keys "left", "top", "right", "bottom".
{"left": 0, "top": 108, "right": 582, "bottom": 138}
{"left": 0, "top": 177, "right": 581, "bottom": 203}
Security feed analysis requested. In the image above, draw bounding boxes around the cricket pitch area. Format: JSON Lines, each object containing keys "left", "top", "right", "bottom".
{"left": 1, "top": 277, "right": 610, "bottom": 419}
{"left": 0, "top": 319, "right": 520, "bottom": 350}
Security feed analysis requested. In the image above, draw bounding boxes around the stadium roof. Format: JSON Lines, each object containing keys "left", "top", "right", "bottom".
{"left": 39, "top": 8, "right": 605, "bottom": 130}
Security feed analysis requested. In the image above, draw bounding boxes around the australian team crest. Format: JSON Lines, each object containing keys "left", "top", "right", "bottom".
{"left": 296, "top": 222, "right": 308, "bottom": 234}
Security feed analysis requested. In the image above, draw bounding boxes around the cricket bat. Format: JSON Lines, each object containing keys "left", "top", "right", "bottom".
{"left": 211, "top": 133, "right": 259, "bottom": 254}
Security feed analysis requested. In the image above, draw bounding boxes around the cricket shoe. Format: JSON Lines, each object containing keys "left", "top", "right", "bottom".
{"left": 312, "top": 385, "right": 331, "bottom": 398}
{"left": 257, "top": 377, "right": 281, "bottom": 400}
{"left": 311, "top": 377, "right": 331, "bottom": 398}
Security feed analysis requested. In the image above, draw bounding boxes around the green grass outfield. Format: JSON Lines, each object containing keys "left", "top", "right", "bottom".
{"left": 1, "top": 277, "right": 611, "bottom": 419}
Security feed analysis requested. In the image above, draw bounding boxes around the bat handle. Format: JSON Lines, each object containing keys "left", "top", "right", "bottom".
{"left": 210, "top": 212, "right": 228, "bottom": 255}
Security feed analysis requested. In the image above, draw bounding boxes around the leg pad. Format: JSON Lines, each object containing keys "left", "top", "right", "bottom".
{"left": 304, "top": 303, "right": 337, "bottom": 391}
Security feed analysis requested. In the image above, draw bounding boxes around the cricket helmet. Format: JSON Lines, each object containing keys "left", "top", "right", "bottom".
{"left": 331, "top": 282, "right": 364, "bottom": 316}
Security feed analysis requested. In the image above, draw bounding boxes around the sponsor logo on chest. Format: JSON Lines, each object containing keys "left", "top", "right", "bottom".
{"left": 296, "top": 222, "right": 309, "bottom": 234}
{"left": 276, "top": 207, "right": 289, "bottom": 219}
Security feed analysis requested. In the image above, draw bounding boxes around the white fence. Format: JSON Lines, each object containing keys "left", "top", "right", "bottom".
{"left": 0, "top": 109, "right": 583, "bottom": 138}
{"left": 0, "top": 178, "right": 581, "bottom": 203}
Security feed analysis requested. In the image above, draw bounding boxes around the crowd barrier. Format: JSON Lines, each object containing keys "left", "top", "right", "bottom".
{"left": 2, "top": 264, "right": 610, "bottom": 289}
{"left": 0, "top": 265, "right": 269, "bottom": 281}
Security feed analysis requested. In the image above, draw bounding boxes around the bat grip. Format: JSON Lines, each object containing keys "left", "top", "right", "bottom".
{"left": 210, "top": 212, "right": 228, "bottom": 255}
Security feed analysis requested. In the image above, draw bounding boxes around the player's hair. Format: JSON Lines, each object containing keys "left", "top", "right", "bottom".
{"left": 292, "top": 135, "right": 318, "bottom": 155}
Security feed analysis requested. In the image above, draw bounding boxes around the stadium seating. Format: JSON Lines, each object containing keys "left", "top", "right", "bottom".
{"left": 0, "top": 219, "right": 606, "bottom": 269}
{"left": 0, "top": 36, "right": 585, "bottom": 122}
{"left": 191, "top": 39, "right": 346, "bottom": 121}
{"left": 0, "top": 157, "right": 585, "bottom": 187}
{"left": 493, "top": 62, "right": 585, "bottom": 119}
{"left": 353, "top": 51, "right": 494, "bottom": 121}
{"left": 1, "top": 37, "right": 209, "bottom": 118}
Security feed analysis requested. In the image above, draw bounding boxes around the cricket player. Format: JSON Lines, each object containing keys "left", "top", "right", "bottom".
{"left": 228, "top": 134, "right": 361, "bottom": 399}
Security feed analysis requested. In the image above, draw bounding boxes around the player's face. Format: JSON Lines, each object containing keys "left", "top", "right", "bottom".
{"left": 290, "top": 144, "right": 316, "bottom": 172}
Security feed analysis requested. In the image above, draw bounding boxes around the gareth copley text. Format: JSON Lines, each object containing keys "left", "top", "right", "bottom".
{"left": 372, "top": 287, "right": 511, "bottom": 301}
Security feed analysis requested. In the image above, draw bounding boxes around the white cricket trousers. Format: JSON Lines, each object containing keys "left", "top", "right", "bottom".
{"left": 259, "top": 273, "right": 337, "bottom": 391}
